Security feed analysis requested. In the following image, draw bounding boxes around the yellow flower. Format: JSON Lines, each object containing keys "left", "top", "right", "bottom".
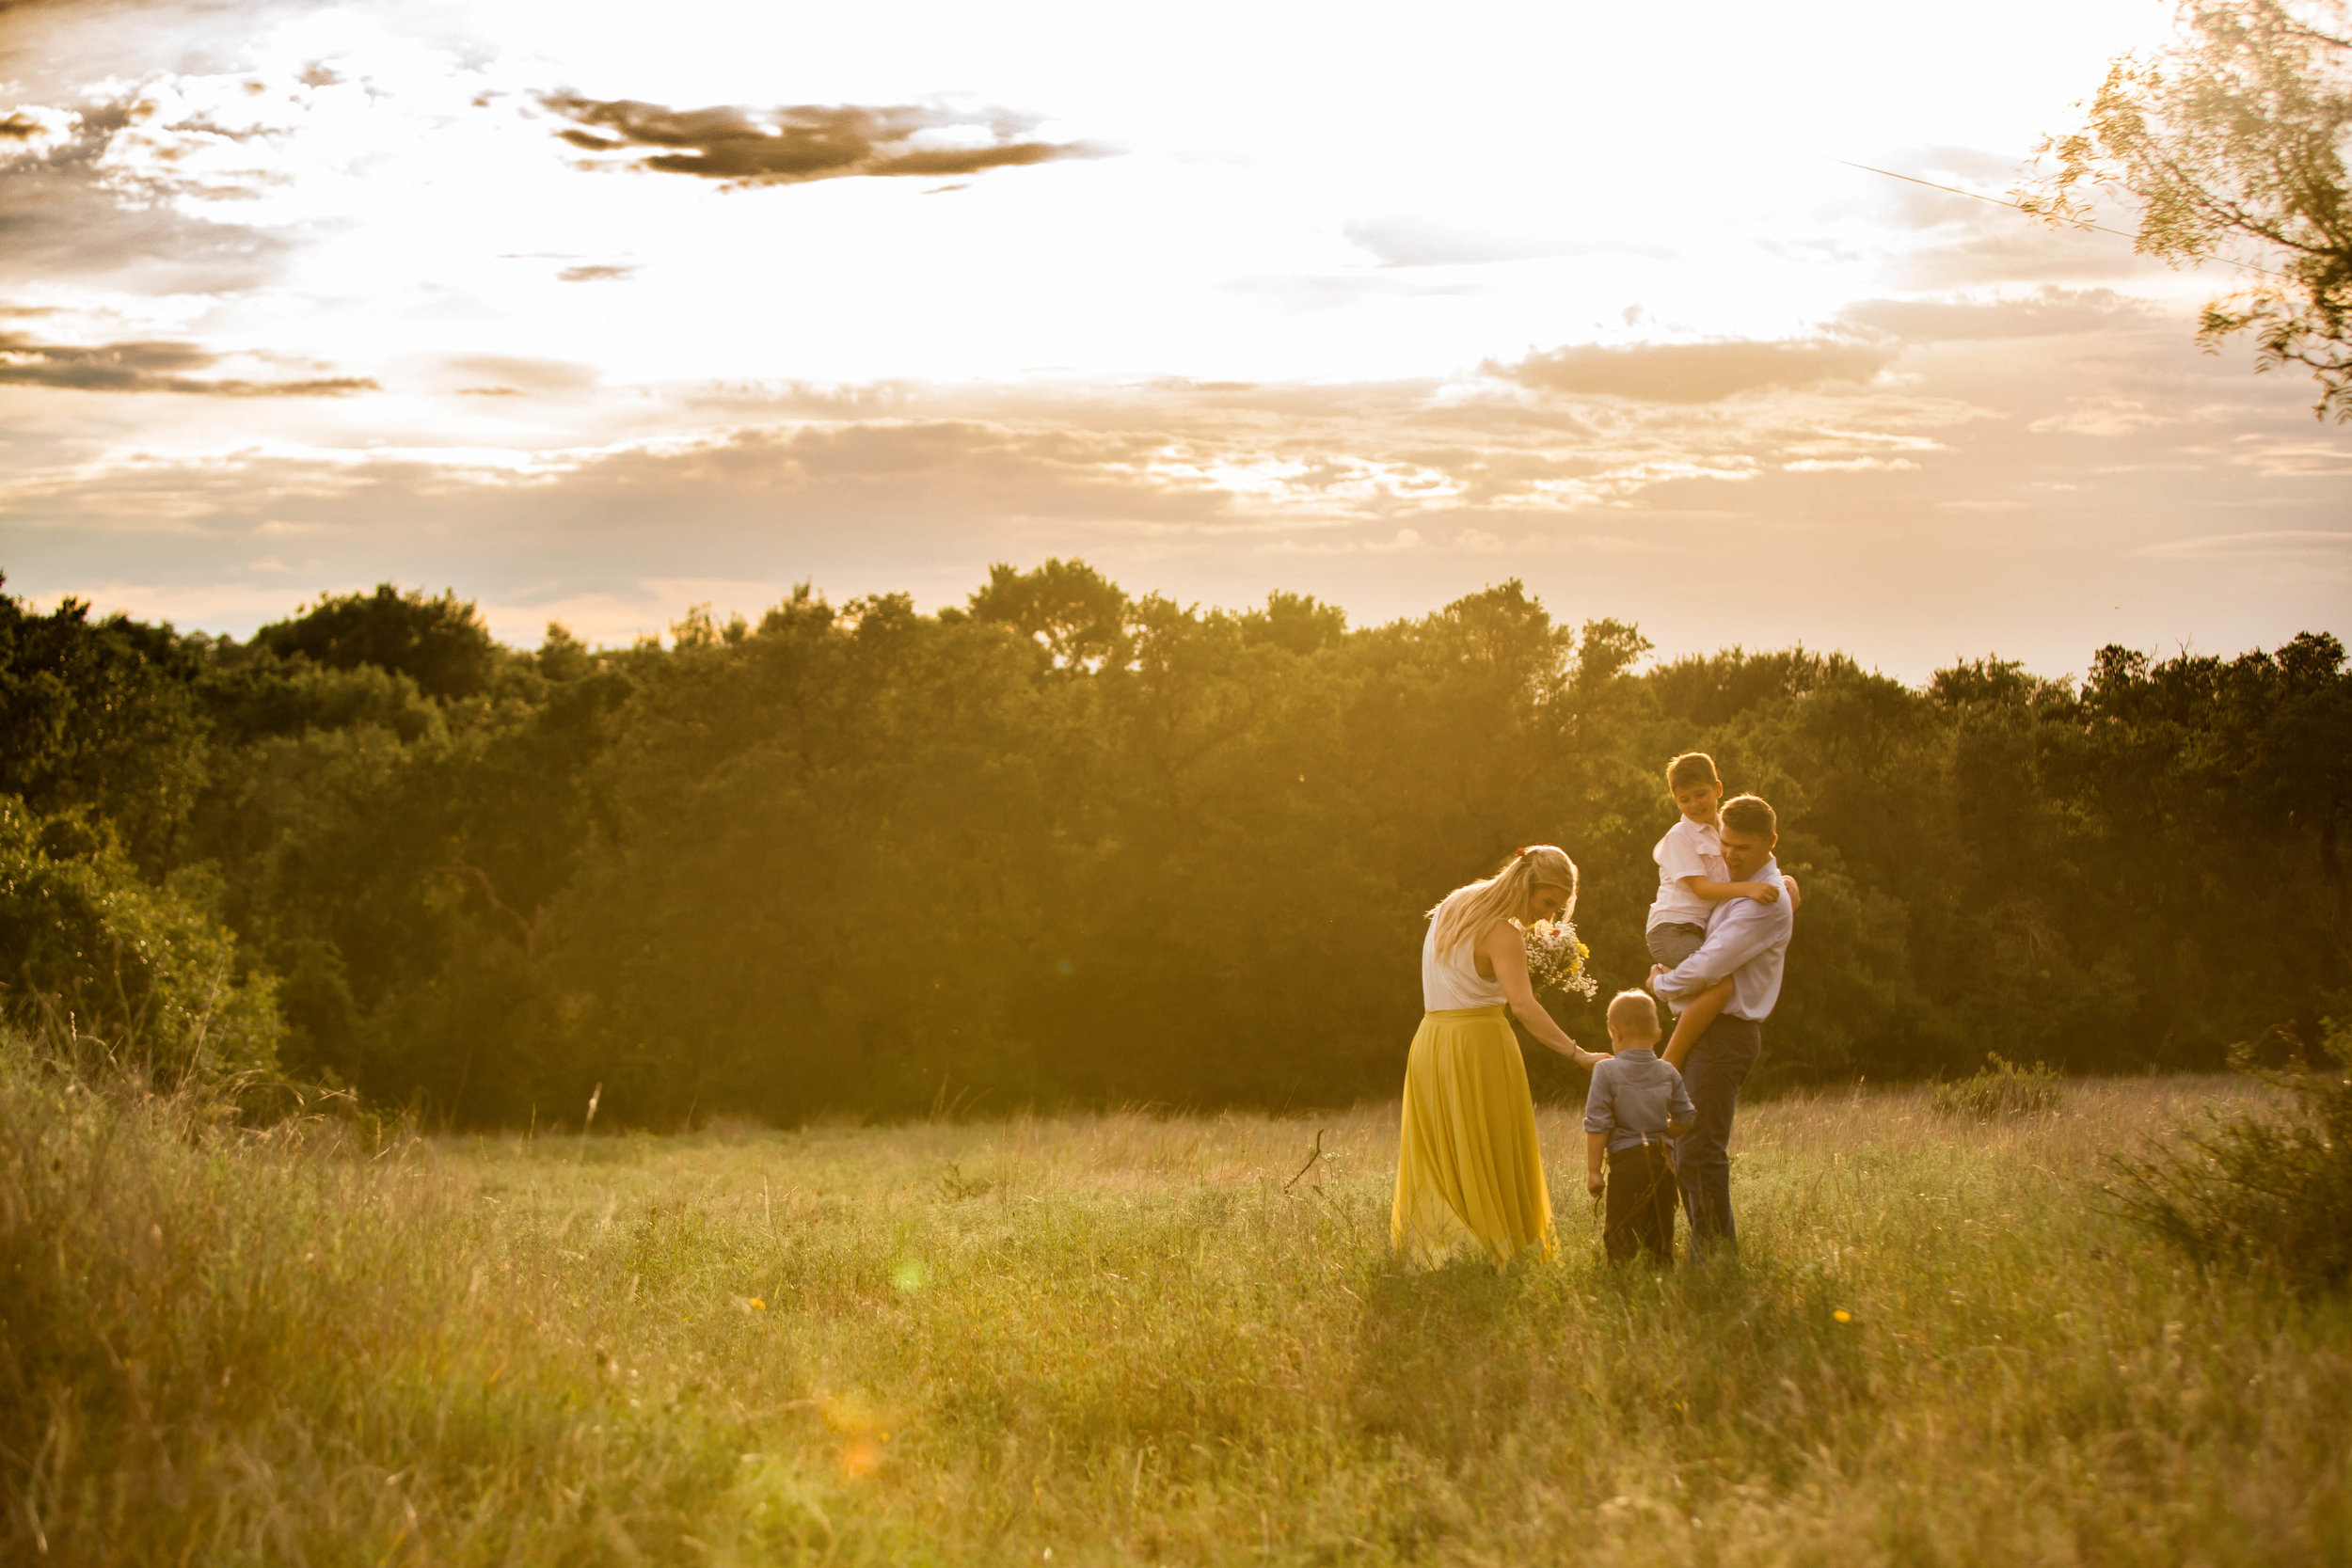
{"left": 1833, "top": 1309, "right": 1852, "bottom": 1323}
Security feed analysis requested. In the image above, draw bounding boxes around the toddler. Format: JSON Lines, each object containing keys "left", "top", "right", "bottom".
{"left": 1583, "top": 990, "right": 1695, "bottom": 1266}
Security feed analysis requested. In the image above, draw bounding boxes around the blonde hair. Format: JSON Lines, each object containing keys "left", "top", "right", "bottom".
{"left": 1606, "top": 989, "right": 1661, "bottom": 1043}
{"left": 1427, "top": 845, "right": 1579, "bottom": 960}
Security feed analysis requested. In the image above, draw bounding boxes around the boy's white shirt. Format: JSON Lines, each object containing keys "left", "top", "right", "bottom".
{"left": 1645, "top": 816, "right": 1728, "bottom": 930}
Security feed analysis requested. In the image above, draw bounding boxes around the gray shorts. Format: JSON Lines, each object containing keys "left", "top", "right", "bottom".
{"left": 1646, "top": 922, "right": 1707, "bottom": 969}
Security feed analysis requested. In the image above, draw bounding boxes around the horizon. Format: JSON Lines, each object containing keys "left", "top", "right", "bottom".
{"left": 17, "top": 562, "right": 2337, "bottom": 691}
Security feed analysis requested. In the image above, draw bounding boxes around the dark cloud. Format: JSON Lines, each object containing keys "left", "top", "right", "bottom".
{"left": 1492, "top": 338, "right": 1894, "bottom": 403}
{"left": 1839, "top": 289, "right": 2154, "bottom": 343}
{"left": 0, "top": 330, "right": 374, "bottom": 394}
{"left": 0, "top": 94, "right": 289, "bottom": 293}
{"left": 538, "top": 94, "right": 1098, "bottom": 186}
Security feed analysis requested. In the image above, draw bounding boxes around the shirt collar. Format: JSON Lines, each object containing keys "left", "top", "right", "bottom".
{"left": 1614, "top": 1046, "right": 1659, "bottom": 1061}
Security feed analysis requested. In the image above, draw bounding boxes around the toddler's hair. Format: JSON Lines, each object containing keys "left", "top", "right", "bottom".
{"left": 1606, "top": 989, "right": 1661, "bottom": 1043}
{"left": 1721, "top": 794, "right": 1777, "bottom": 837}
{"left": 1666, "top": 752, "right": 1720, "bottom": 791}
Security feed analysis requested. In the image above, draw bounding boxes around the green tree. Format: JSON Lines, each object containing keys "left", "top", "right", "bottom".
{"left": 252, "top": 585, "right": 506, "bottom": 699}
{"left": 2023, "top": 0, "right": 2352, "bottom": 419}
{"left": 0, "top": 583, "right": 210, "bottom": 867}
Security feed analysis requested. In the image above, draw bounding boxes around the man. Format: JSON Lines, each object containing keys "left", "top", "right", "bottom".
{"left": 1645, "top": 793, "right": 1794, "bottom": 1257}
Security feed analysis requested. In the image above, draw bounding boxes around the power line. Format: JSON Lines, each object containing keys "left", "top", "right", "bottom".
{"left": 1830, "top": 158, "right": 2291, "bottom": 282}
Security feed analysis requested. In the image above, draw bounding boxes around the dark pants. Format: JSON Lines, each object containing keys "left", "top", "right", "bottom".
{"left": 1604, "top": 1141, "right": 1678, "bottom": 1267}
{"left": 1677, "top": 1014, "right": 1761, "bottom": 1257}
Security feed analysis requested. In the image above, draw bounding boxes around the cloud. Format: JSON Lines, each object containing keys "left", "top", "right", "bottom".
{"left": 558, "top": 262, "right": 636, "bottom": 282}
{"left": 1491, "top": 338, "right": 1894, "bottom": 403}
{"left": 1342, "top": 215, "right": 1672, "bottom": 268}
{"left": 0, "top": 329, "right": 375, "bottom": 394}
{"left": 438, "top": 355, "right": 598, "bottom": 392}
{"left": 2135, "top": 530, "right": 2352, "bottom": 559}
{"left": 2026, "top": 397, "right": 2170, "bottom": 437}
{"left": 1840, "top": 288, "right": 2152, "bottom": 343}
{"left": 537, "top": 95, "right": 1099, "bottom": 187}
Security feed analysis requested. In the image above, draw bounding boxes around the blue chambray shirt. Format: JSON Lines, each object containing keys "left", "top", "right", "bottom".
{"left": 1583, "top": 1047, "right": 1696, "bottom": 1154}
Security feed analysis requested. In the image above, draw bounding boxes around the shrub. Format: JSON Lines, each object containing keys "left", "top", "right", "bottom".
{"left": 2112, "top": 1020, "right": 2352, "bottom": 1293}
{"left": 1931, "top": 1053, "right": 2064, "bottom": 1119}
{"left": 0, "top": 796, "right": 280, "bottom": 1080}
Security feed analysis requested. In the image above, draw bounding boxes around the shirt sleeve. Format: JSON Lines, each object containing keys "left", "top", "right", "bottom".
{"left": 1655, "top": 824, "right": 1709, "bottom": 886}
{"left": 1669, "top": 1068, "right": 1695, "bottom": 1125}
{"left": 1654, "top": 892, "right": 1789, "bottom": 1000}
{"left": 1581, "top": 1063, "right": 1615, "bottom": 1135}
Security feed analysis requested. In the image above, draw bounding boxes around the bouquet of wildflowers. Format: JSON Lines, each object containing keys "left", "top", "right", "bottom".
{"left": 1523, "top": 918, "right": 1597, "bottom": 999}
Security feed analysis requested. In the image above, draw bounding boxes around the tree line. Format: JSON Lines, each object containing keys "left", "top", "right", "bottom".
{"left": 2, "top": 565, "right": 2344, "bottom": 1125}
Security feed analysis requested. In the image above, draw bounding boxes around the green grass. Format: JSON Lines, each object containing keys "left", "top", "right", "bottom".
{"left": 6, "top": 1052, "right": 2348, "bottom": 1565}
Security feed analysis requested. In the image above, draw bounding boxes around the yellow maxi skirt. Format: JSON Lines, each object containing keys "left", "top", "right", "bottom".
{"left": 1391, "top": 1005, "right": 1557, "bottom": 1267}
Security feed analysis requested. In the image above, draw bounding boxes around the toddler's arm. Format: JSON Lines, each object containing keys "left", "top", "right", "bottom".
{"left": 1680, "top": 874, "right": 1779, "bottom": 905}
{"left": 1585, "top": 1130, "right": 1608, "bottom": 1196}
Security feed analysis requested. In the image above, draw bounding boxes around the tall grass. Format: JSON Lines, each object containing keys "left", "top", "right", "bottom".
{"left": 4, "top": 1041, "right": 2345, "bottom": 1564}
{"left": 2115, "top": 1021, "right": 2352, "bottom": 1292}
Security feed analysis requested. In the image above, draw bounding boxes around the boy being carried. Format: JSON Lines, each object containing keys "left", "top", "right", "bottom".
{"left": 1584, "top": 990, "right": 1695, "bottom": 1267}
{"left": 1645, "top": 752, "right": 1796, "bottom": 1069}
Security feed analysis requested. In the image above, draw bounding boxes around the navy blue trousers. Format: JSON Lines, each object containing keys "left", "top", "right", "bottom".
{"left": 1677, "top": 1014, "right": 1761, "bottom": 1255}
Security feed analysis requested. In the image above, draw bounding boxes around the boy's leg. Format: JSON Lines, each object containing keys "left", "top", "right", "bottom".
{"left": 1661, "top": 977, "right": 1733, "bottom": 1070}
{"left": 1601, "top": 1151, "right": 1640, "bottom": 1266}
{"left": 1646, "top": 1147, "right": 1680, "bottom": 1268}
{"left": 1677, "top": 1015, "right": 1762, "bottom": 1258}
{"left": 1645, "top": 922, "right": 1707, "bottom": 971}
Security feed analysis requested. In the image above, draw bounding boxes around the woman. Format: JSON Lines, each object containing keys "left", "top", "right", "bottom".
{"left": 1392, "top": 845, "right": 1604, "bottom": 1267}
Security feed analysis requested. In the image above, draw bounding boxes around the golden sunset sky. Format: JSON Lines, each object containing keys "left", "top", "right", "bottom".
{"left": 3, "top": 0, "right": 2344, "bottom": 676}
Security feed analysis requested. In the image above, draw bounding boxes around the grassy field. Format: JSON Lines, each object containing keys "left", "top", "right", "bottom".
{"left": 7, "top": 1056, "right": 2349, "bottom": 1565}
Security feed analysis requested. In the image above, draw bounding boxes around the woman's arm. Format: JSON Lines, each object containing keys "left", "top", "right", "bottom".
{"left": 1482, "top": 920, "right": 1603, "bottom": 1068}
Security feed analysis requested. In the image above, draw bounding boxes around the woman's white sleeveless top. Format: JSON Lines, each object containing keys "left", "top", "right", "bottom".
{"left": 1422, "top": 905, "right": 1508, "bottom": 1011}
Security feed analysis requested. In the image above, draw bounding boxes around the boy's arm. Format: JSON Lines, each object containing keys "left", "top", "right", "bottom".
{"left": 1679, "top": 874, "right": 1780, "bottom": 905}
{"left": 1581, "top": 1069, "right": 1613, "bottom": 1194}
{"left": 1667, "top": 1069, "right": 1696, "bottom": 1134}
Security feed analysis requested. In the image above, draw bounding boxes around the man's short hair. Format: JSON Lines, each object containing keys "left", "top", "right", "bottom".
{"left": 1607, "top": 989, "right": 1661, "bottom": 1042}
{"left": 1720, "top": 794, "right": 1777, "bottom": 837}
{"left": 1666, "top": 752, "right": 1720, "bottom": 791}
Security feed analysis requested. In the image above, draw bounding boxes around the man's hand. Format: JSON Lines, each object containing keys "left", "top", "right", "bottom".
{"left": 1784, "top": 874, "right": 1802, "bottom": 911}
{"left": 1646, "top": 963, "right": 1667, "bottom": 993}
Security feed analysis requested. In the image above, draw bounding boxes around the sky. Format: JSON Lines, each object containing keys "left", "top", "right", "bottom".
{"left": 1, "top": 0, "right": 2344, "bottom": 681}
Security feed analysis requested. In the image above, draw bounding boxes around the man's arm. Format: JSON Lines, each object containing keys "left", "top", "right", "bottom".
{"left": 1650, "top": 894, "right": 1788, "bottom": 1003}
